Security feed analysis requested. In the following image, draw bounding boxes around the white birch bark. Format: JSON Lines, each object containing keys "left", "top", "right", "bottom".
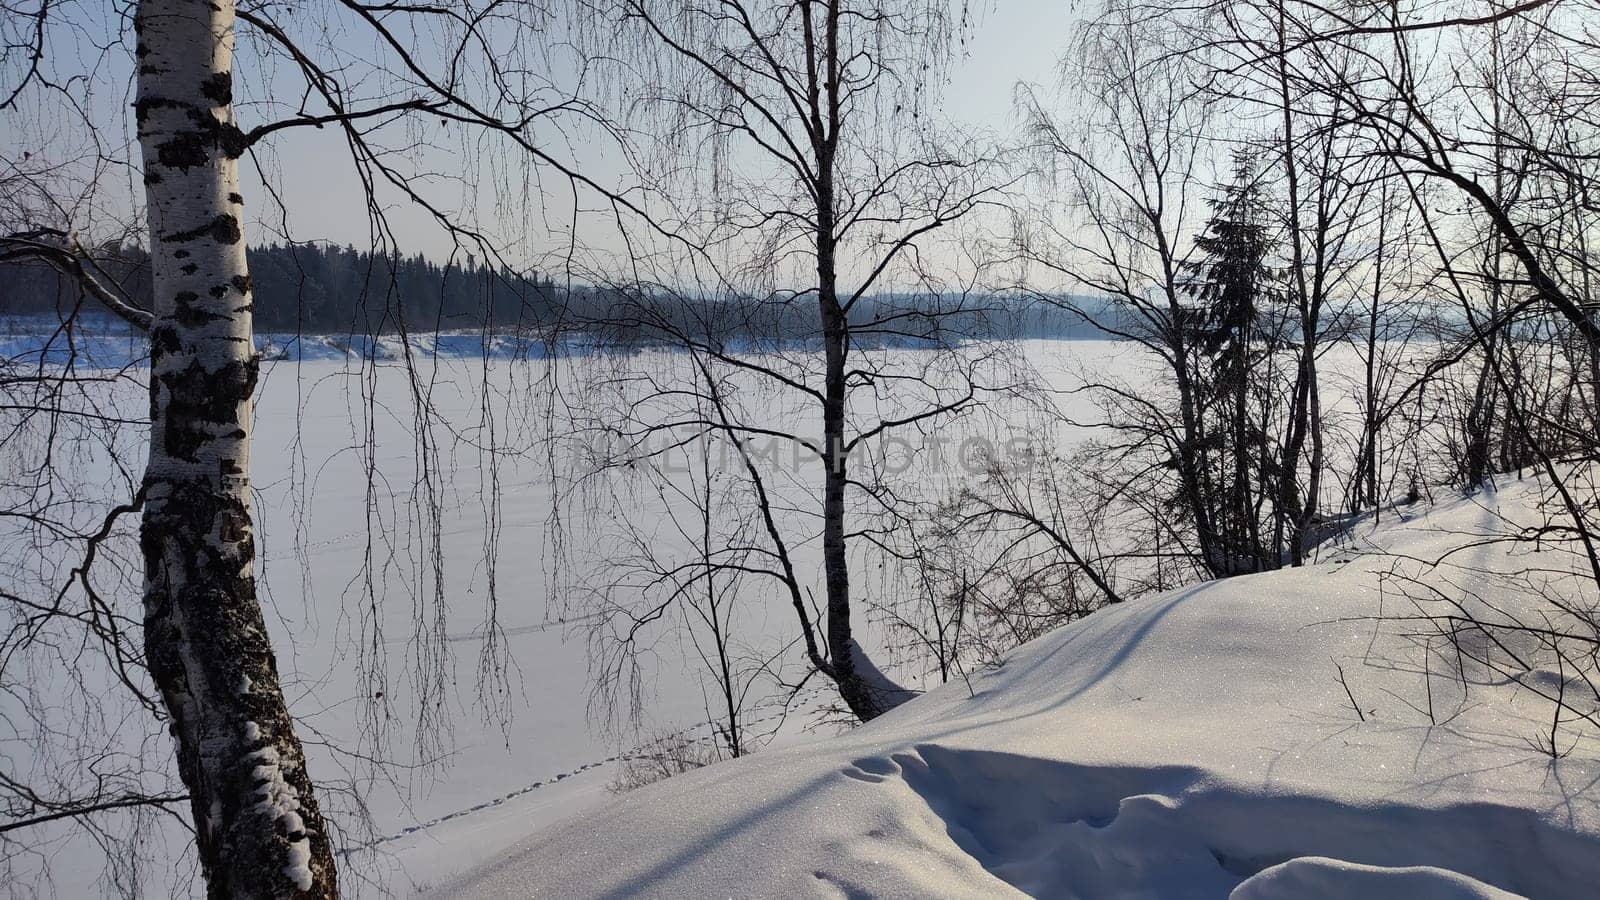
{"left": 136, "top": 0, "right": 337, "bottom": 895}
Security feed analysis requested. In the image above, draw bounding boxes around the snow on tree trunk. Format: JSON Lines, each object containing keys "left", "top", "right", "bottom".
{"left": 135, "top": 0, "right": 338, "bottom": 895}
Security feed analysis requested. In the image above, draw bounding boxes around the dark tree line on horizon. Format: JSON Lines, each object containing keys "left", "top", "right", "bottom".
{"left": 1, "top": 240, "right": 1112, "bottom": 345}
{"left": 1, "top": 242, "right": 560, "bottom": 333}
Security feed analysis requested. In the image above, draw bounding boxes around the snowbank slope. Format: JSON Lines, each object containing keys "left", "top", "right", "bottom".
{"left": 441, "top": 479, "right": 1600, "bottom": 899}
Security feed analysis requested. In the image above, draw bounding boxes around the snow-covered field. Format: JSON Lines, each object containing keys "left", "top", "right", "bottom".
{"left": 7, "top": 331, "right": 1593, "bottom": 898}
{"left": 442, "top": 474, "right": 1600, "bottom": 899}
{"left": 243, "top": 339, "right": 1149, "bottom": 894}
{"left": 0, "top": 336, "right": 1138, "bottom": 895}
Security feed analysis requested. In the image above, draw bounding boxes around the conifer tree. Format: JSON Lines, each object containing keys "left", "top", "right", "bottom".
{"left": 1184, "top": 152, "right": 1283, "bottom": 575}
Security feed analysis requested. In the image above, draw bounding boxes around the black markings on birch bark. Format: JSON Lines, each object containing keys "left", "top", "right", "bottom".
{"left": 135, "top": 0, "right": 337, "bottom": 895}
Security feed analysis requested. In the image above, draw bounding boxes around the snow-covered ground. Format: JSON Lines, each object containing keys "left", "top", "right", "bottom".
{"left": 439, "top": 475, "right": 1600, "bottom": 899}
{"left": 0, "top": 336, "right": 1137, "bottom": 895}
{"left": 247, "top": 339, "right": 1133, "bottom": 894}
{"left": 9, "top": 328, "right": 1589, "bottom": 898}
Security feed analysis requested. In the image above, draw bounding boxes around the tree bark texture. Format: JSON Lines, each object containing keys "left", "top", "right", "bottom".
{"left": 136, "top": 0, "right": 338, "bottom": 895}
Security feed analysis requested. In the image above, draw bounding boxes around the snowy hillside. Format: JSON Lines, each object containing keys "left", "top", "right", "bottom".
{"left": 438, "top": 476, "right": 1600, "bottom": 899}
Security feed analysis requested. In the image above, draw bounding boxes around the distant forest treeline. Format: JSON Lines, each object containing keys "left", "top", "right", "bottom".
{"left": 0, "top": 242, "right": 1112, "bottom": 344}
{"left": 1, "top": 243, "right": 561, "bottom": 333}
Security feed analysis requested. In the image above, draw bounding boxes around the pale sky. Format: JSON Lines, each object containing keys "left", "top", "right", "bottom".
{"left": 0, "top": 2, "right": 1080, "bottom": 273}
{"left": 233, "top": 2, "right": 1078, "bottom": 268}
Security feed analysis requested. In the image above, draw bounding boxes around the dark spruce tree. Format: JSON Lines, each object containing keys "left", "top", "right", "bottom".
{"left": 1183, "top": 152, "right": 1285, "bottom": 577}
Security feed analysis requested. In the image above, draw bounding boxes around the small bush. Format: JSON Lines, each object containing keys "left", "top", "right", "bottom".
{"left": 607, "top": 731, "right": 721, "bottom": 794}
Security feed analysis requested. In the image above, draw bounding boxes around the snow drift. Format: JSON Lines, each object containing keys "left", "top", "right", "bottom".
{"left": 438, "top": 476, "right": 1600, "bottom": 899}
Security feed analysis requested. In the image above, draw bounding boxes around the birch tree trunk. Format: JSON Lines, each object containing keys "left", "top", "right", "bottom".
{"left": 136, "top": 0, "right": 338, "bottom": 895}
{"left": 812, "top": 3, "right": 910, "bottom": 723}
